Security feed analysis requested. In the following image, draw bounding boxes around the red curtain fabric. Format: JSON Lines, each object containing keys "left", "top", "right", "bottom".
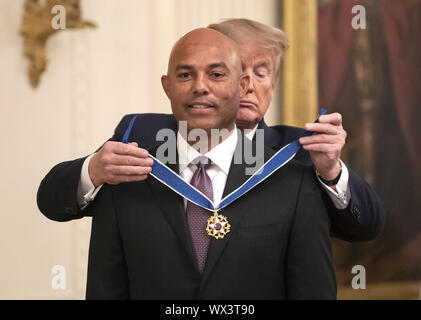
{"left": 318, "top": 0, "right": 421, "bottom": 168}
{"left": 318, "top": 0, "right": 359, "bottom": 108}
{"left": 378, "top": 0, "right": 421, "bottom": 167}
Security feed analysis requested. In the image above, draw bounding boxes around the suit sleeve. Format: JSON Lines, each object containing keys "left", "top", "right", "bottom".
{"left": 85, "top": 185, "right": 129, "bottom": 299}
{"left": 327, "top": 169, "right": 386, "bottom": 241}
{"left": 286, "top": 168, "right": 337, "bottom": 300}
{"left": 36, "top": 115, "right": 133, "bottom": 222}
{"left": 271, "top": 124, "right": 385, "bottom": 242}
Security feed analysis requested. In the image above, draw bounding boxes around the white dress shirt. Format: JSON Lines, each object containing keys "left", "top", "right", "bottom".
{"left": 78, "top": 153, "right": 101, "bottom": 209}
{"left": 177, "top": 127, "right": 237, "bottom": 209}
{"left": 78, "top": 125, "right": 350, "bottom": 209}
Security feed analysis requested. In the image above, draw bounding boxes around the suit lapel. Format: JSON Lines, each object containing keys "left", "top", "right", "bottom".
{"left": 256, "top": 119, "right": 282, "bottom": 150}
{"left": 146, "top": 139, "right": 198, "bottom": 271}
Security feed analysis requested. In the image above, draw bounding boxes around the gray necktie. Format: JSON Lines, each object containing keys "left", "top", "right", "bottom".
{"left": 186, "top": 157, "right": 213, "bottom": 273}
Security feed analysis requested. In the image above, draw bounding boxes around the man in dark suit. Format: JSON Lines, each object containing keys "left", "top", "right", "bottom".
{"left": 37, "top": 19, "right": 384, "bottom": 243}
{"left": 84, "top": 27, "right": 336, "bottom": 299}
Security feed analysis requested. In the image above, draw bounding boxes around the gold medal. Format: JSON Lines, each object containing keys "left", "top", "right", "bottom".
{"left": 206, "top": 209, "right": 231, "bottom": 239}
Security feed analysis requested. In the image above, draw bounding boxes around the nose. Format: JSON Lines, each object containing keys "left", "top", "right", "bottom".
{"left": 192, "top": 73, "right": 209, "bottom": 95}
{"left": 244, "top": 71, "right": 255, "bottom": 94}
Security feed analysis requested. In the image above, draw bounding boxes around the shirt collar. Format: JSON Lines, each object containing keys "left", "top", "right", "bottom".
{"left": 244, "top": 124, "right": 259, "bottom": 141}
{"left": 177, "top": 125, "right": 238, "bottom": 175}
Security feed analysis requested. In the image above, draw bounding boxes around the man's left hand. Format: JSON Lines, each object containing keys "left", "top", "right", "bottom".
{"left": 299, "top": 112, "right": 347, "bottom": 181}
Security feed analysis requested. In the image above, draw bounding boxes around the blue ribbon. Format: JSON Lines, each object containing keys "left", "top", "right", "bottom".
{"left": 122, "top": 109, "right": 326, "bottom": 212}
{"left": 122, "top": 114, "right": 138, "bottom": 144}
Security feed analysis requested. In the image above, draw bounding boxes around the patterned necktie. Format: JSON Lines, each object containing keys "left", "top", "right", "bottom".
{"left": 186, "top": 157, "right": 213, "bottom": 273}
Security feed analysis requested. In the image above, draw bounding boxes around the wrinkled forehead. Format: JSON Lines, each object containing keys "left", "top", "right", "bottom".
{"left": 239, "top": 43, "right": 276, "bottom": 70}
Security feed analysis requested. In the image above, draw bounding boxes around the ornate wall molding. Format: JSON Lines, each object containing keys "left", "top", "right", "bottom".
{"left": 20, "top": 0, "right": 95, "bottom": 88}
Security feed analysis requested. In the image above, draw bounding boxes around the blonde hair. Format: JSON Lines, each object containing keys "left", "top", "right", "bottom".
{"left": 208, "top": 18, "right": 289, "bottom": 83}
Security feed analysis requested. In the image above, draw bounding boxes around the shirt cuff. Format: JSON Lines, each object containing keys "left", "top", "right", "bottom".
{"left": 316, "top": 159, "right": 350, "bottom": 209}
{"left": 77, "top": 153, "right": 103, "bottom": 209}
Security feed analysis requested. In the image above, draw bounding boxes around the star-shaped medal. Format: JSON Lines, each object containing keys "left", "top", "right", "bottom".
{"left": 206, "top": 211, "right": 231, "bottom": 239}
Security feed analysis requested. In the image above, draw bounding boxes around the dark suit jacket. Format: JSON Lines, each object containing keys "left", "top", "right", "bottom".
{"left": 85, "top": 133, "right": 336, "bottom": 299}
{"left": 37, "top": 113, "right": 385, "bottom": 241}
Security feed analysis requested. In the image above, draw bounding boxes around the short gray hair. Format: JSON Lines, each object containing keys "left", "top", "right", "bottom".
{"left": 208, "top": 18, "right": 289, "bottom": 83}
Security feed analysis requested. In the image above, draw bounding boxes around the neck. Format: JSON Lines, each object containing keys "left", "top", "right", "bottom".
{"left": 182, "top": 125, "right": 235, "bottom": 154}
{"left": 236, "top": 119, "right": 260, "bottom": 131}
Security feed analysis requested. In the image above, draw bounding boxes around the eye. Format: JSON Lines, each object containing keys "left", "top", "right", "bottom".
{"left": 210, "top": 72, "right": 225, "bottom": 79}
{"left": 254, "top": 67, "right": 270, "bottom": 78}
{"left": 177, "top": 72, "right": 191, "bottom": 80}
{"left": 255, "top": 70, "right": 267, "bottom": 78}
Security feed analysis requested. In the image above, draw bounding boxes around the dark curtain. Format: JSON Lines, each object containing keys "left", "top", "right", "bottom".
{"left": 318, "top": 0, "right": 421, "bottom": 284}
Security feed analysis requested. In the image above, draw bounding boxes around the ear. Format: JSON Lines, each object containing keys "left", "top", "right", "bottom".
{"left": 239, "top": 73, "right": 250, "bottom": 98}
{"left": 161, "top": 75, "right": 171, "bottom": 99}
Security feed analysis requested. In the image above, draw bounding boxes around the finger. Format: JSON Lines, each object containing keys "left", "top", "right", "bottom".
{"left": 304, "top": 122, "right": 341, "bottom": 135}
{"left": 108, "top": 165, "right": 153, "bottom": 177}
{"left": 112, "top": 142, "right": 150, "bottom": 158}
{"left": 110, "top": 154, "right": 154, "bottom": 167}
{"left": 128, "top": 142, "right": 139, "bottom": 147}
{"left": 299, "top": 134, "right": 344, "bottom": 145}
{"left": 318, "top": 113, "right": 342, "bottom": 126}
{"left": 302, "top": 143, "right": 340, "bottom": 153}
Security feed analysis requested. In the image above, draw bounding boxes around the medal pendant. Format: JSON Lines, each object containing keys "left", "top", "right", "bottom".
{"left": 206, "top": 209, "right": 231, "bottom": 239}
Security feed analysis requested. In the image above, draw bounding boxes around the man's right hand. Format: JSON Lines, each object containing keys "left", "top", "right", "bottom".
{"left": 88, "top": 141, "right": 153, "bottom": 187}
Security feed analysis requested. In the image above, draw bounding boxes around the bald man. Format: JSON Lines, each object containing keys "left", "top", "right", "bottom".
{"left": 85, "top": 29, "right": 336, "bottom": 299}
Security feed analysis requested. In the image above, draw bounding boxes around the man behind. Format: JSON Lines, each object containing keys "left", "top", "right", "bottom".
{"left": 85, "top": 28, "right": 336, "bottom": 299}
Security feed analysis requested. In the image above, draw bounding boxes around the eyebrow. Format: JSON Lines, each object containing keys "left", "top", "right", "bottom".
{"left": 175, "top": 65, "right": 194, "bottom": 72}
{"left": 208, "top": 62, "right": 228, "bottom": 70}
{"left": 175, "top": 62, "right": 229, "bottom": 72}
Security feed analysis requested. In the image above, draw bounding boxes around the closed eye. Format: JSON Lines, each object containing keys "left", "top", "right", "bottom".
{"left": 254, "top": 64, "right": 271, "bottom": 78}
{"left": 255, "top": 70, "right": 268, "bottom": 78}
